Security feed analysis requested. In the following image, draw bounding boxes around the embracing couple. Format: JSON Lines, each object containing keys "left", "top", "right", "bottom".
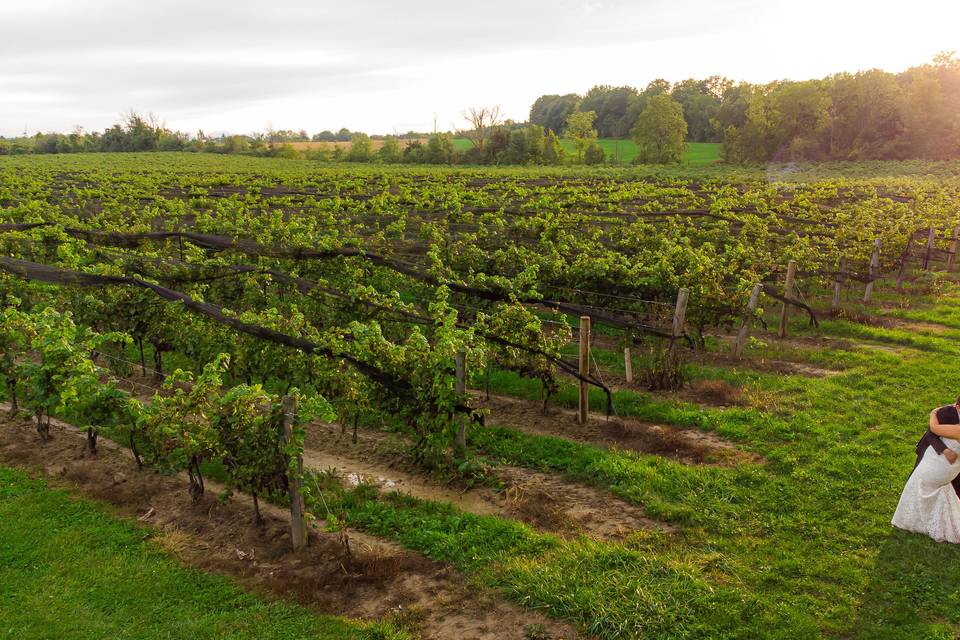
{"left": 892, "top": 397, "right": 960, "bottom": 542}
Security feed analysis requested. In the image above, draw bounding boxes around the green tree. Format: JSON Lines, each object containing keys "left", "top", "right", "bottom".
{"left": 583, "top": 141, "right": 606, "bottom": 165}
{"left": 377, "top": 137, "right": 402, "bottom": 163}
{"left": 529, "top": 94, "right": 580, "bottom": 135}
{"left": 631, "top": 94, "right": 688, "bottom": 164}
{"left": 563, "top": 110, "right": 598, "bottom": 163}
{"left": 578, "top": 85, "right": 640, "bottom": 137}
{"left": 423, "top": 133, "right": 456, "bottom": 164}
{"left": 542, "top": 129, "right": 563, "bottom": 165}
{"left": 346, "top": 133, "right": 373, "bottom": 162}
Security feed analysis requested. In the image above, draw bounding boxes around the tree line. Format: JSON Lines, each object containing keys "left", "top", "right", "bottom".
{"left": 4, "top": 54, "right": 958, "bottom": 164}
{"left": 530, "top": 53, "right": 960, "bottom": 162}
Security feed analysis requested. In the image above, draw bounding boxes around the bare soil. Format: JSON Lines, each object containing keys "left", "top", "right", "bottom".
{"left": 0, "top": 411, "right": 582, "bottom": 640}
{"left": 302, "top": 421, "right": 670, "bottom": 540}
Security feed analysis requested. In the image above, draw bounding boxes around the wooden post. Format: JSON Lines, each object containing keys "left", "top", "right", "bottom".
{"left": 831, "top": 257, "right": 845, "bottom": 315}
{"left": 623, "top": 347, "right": 633, "bottom": 383}
{"left": 864, "top": 238, "right": 881, "bottom": 303}
{"left": 778, "top": 260, "right": 797, "bottom": 339}
{"left": 281, "top": 395, "right": 307, "bottom": 552}
{"left": 948, "top": 225, "right": 960, "bottom": 272}
{"left": 672, "top": 288, "right": 690, "bottom": 341}
{"left": 923, "top": 227, "right": 935, "bottom": 271}
{"left": 454, "top": 349, "right": 467, "bottom": 453}
{"left": 734, "top": 283, "right": 762, "bottom": 358}
{"left": 578, "top": 316, "right": 590, "bottom": 424}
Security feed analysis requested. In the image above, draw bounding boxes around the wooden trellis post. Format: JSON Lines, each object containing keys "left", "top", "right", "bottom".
{"left": 734, "top": 283, "right": 762, "bottom": 359}
{"left": 864, "top": 239, "right": 881, "bottom": 304}
{"left": 948, "top": 225, "right": 960, "bottom": 272}
{"left": 831, "top": 257, "right": 845, "bottom": 315}
{"left": 454, "top": 349, "right": 467, "bottom": 453}
{"left": 672, "top": 288, "right": 690, "bottom": 344}
{"left": 923, "top": 227, "right": 935, "bottom": 271}
{"left": 623, "top": 328, "right": 634, "bottom": 383}
{"left": 281, "top": 395, "right": 307, "bottom": 552}
{"left": 778, "top": 260, "right": 797, "bottom": 339}
{"left": 578, "top": 315, "right": 590, "bottom": 424}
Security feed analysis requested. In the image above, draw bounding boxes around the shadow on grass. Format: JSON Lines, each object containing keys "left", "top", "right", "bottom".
{"left": 853, "top": 527, "right": 960, "bottom": 639}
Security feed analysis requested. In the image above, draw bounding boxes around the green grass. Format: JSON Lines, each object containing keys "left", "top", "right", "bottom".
{"left": 309, "top": 287, "right": 960, "bottom": 638}
{"left": 451, "top": 138, "right": 721, "bottom": 166}
{"left": 0, "top": 466, "right": 406, "bottom": 640}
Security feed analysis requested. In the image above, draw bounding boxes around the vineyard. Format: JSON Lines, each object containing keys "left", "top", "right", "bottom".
{"left": 4, "top": 152, "right": 960, "bottom": 639}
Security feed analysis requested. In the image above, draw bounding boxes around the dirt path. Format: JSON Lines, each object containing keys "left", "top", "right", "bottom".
{"left": 302, "top": 421, "right": 671, "bottom": 540}
{"left": 0, "top": 410, "right": 583, "bottom": 640}
{"left": 473, "top": 393, "right": 759, "bottom": 466}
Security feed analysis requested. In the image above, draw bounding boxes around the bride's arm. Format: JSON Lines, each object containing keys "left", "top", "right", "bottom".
{"left": 930, "top": 410, "right": 960, "bottom": 439}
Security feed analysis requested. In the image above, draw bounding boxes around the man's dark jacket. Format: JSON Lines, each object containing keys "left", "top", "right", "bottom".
{"left": 916, "top": 404, "right": 960, "bottom": 498}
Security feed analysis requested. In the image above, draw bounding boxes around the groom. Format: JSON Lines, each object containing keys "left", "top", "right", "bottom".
{"left": 916, "top": 397, "right": 960, "bottom": 498}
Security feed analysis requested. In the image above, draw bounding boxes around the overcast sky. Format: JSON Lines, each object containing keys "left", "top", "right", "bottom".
{"left": 2, "top": 0, "right": 958, "bottom": 137}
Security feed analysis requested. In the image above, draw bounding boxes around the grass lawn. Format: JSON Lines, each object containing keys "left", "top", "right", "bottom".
{"left": 0, "top": 465, "right": 405, "bottom": 640}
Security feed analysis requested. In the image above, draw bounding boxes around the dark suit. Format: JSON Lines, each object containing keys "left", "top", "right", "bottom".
{"left": 915, "top": 404, "right": 960, "bottom": 499}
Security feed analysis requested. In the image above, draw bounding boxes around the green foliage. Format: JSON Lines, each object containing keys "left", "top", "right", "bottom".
{"left": 16, "top": 307, "right": 128, "bottom": 441}
{"left": 583, "top": 141, "right": 606, "bottom": 165}
{"left": 631, "top": 94, "right": 688, "bottom": 164}
{"left": 563, "top": 110, "right": 598, "bottom": 163}
{"left": 377, "top": 137, "right": 403, "bottom": 163}
{"left": 347, "top": 133, "right": 374, "bottom": 162}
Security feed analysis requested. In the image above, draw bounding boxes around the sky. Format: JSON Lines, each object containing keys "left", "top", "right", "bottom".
{"left": 2, "top": 0, "right": 959, "bottom": 138}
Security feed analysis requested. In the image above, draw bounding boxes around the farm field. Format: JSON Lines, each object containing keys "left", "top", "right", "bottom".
{"left": 448, "top": 138, "right": 721, "bottom": 165}
{"left": 288, "top": 138, "right": 720, "bottom": 166}
{"left": 3, "top": 152, "right": 960, "bottom": 639}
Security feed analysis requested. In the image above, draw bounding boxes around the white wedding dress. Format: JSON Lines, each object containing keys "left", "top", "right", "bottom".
{"left": 892, "top": 437, "right": 960, "bottom": 543}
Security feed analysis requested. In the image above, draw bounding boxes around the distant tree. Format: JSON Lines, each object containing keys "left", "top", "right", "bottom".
{"left": 722, "top": 80, "right": 831, "bottom": 162}
{"left": 583, "top": 141, "right": 606, "bottom": 165}
{"left": 826, "top": 70, "right": 902, "bottom": 159}
{"left": 346, "top": 133, "right": 373, "bottom": 162}
{"left": 578, "top": 86, "right": 639, "bottom": 137}
{"left": 524, "top": 125, "right": 546, "bottom": 164}
{"left": 631, "top": 94, "right": 687, "bottom": 164}
{"left": 461, "top": 106, "right": 502, "bottom": 153}
{"left": 100, "top": 124, "right": 128, "bottom": 152}
{"left": 423, "top": 133, "right": 456, "bottom": 164}
{"left": 483, "top": 126, "right": 512, "bottom": 163}
{"left": 529, "top": 94, "right": 580, "bottom": 135}
{"left": 271, "top": 143, "right": 299, "bottom": 159}
{"left": 542, "top": 129, "right": 563, "bottom": 165}
{"left": 377, "top": 137, "right": 402, "bottom": 163}
{"left": 563, "top": 110, "right": 598, "bottom": 162}
{"left": 671, "top": 78, "right": 725, "bottom": 142}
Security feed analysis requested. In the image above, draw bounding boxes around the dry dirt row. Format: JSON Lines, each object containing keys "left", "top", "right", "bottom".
{"left": 302, "top": 421, "right": 672, "bottom": 540}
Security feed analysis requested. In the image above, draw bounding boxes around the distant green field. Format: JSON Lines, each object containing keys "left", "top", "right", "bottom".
{"left": 452, "top": 137, "right": 721, "bottom": 166}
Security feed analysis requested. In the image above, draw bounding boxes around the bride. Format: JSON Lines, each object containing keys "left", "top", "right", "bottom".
{"left": 893, "top": 402, "right": 960, "bottom": 543}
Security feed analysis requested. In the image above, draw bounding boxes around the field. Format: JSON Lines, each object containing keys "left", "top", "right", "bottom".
{"left": 449, "top": 137, "right": 722, "bottom": 165}
{"left": 291, "top": 137, "right": 722, "bottom": 166}
{"left": 3, "top": 152, "right": 960, "bottom": 639}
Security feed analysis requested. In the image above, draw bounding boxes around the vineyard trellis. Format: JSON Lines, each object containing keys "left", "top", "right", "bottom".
{"left": 2, "top": 155, "right": 960, "bottom": 549}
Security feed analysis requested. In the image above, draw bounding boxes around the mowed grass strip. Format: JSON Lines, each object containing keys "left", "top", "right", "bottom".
{"left": 0, "top": 466, "right": 406, "bottom": 640}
